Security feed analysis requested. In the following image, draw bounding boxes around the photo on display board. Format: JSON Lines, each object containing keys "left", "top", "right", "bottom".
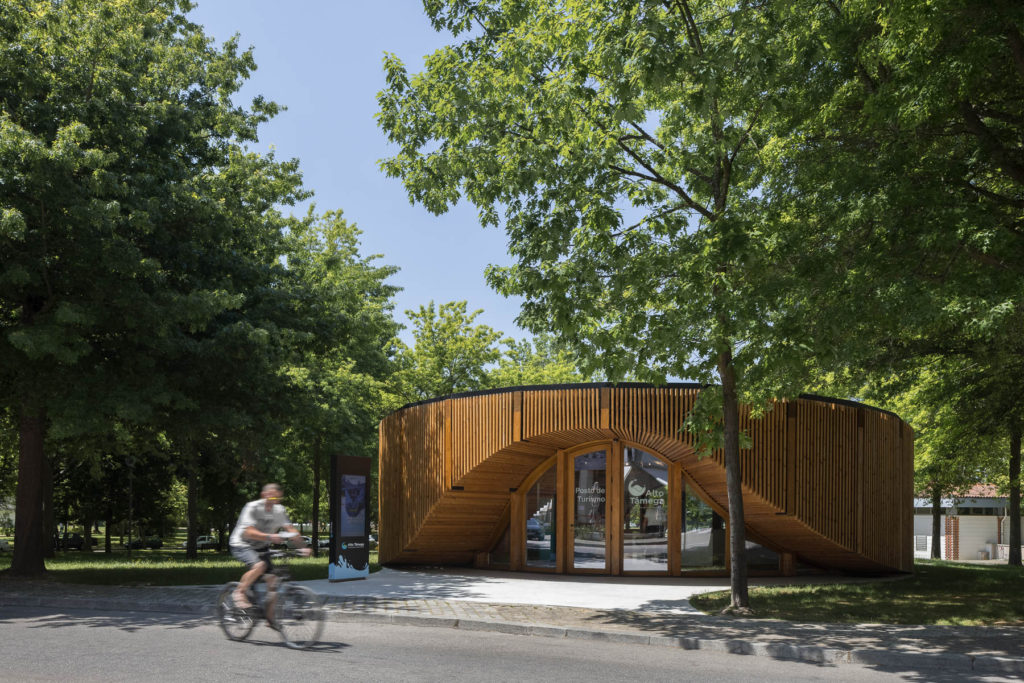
{"left": 340, "top": 474, "right": 366, "bottom": 536}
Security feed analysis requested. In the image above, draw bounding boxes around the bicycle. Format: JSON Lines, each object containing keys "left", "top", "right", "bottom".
{"left": 217, "top": 547, "right": 326, "bottom": 649}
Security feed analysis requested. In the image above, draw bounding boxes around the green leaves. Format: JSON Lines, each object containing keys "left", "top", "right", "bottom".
{"left": 397, "top": 300, "right": 506, "bottom": 400}
{"left": 377, "top": 0, "right": 812, "bottom": 399}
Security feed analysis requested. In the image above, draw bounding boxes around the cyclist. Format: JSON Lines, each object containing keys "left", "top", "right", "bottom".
{"left": 229, "top": 483, "right": 310, "bottom": 612}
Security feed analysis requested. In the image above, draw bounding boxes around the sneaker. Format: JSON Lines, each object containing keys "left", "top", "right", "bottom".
{"left": 232, "top": 590, "right": 253, "bottom": 610}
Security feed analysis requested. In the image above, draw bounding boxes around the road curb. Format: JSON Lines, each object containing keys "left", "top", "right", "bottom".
{"left": 5, "top": 594, "right": 1024, "bottom": 674}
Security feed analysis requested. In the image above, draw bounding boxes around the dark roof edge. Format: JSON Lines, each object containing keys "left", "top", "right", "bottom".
{"left": 389, "top": 383, "right": 901, "bottom": 420}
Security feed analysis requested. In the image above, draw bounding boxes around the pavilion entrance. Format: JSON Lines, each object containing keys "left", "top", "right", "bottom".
{"left": 511, "top": 440, "right": 751, "bottom": 576}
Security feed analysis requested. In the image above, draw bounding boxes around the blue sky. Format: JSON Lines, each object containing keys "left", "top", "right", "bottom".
{"left": 188, "top": 1, "right": 526, "bottom": 345}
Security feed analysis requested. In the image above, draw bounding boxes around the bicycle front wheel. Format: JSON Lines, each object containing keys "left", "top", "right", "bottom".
{"left": 275, "top": 584, "right": 325, "bottom": 649}
{"left": 217, "top": 581, "right": 256, "bottom": 641}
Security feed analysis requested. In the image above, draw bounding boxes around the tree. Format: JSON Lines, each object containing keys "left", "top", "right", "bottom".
{"left": 490, "top": 333, "right": 592, "bottom": 387}
{"left": 282, "top": 209, "right": 401, "bottom": 553}
{"left": 379, "top": 0, "right": 818, "bottom": 610}
{"left": 769, "top": 1, "right": 1024, "bottom": 564}
{"left": 0, "top": 0, "right": 299, "bottom": 575}
{"left": 397, "top": 301, "right": 506, "bottom": 402}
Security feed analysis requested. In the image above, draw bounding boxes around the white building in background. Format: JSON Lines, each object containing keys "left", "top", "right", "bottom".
{"left": 914, "top": 484, "right": 1021, "bottom": 560}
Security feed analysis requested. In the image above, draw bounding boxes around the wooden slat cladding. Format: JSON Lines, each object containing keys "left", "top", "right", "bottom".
{"left": 793, "top": 401, "right": 859, "bottom": 552}
{"left": 609, "top": 386, "right": 697, "bottom": 457}
{"left": 451, "top": 392, "right": 514, "bottom": 485}
{"left": 860, "top": 412, "right": 908, "bottom": 570}
{"left": 523, "top": 388, "right": 602, "bottom": 442}
{"left": 378, "top": 401, "right": 445, "bottom": 563}
{"left": 379, "top": 385, "right": 913, "bottom": 572}
{"left": 738, "top": 402, "right": 788, "bottom": 514}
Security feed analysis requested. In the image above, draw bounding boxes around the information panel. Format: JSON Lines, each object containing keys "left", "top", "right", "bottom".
{"left": 328, "top": 454, "right": 370, "bottom": 581}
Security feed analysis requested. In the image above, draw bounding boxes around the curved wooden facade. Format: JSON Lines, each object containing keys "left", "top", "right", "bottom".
{"left": 379, "top": 384, "right": 913, "bottom": 574}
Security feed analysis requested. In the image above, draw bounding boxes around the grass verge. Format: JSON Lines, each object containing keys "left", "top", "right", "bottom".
{"left": 690, "top": 560, "right": 1024, "bottom": 625}
{"left": 0, "top": 549, "right": 380, "bottom": 586}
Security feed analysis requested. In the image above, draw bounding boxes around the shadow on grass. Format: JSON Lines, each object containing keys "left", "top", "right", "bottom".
{"left": 688, "top": 562, "right": 1024, "bottom": 627}
{"left": 0, "top": 550, "right": 379, "bottom": 585}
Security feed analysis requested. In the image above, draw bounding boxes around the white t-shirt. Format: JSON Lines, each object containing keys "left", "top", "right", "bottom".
{"left": 229, "top": 500, "right": 291, "bottom": 548}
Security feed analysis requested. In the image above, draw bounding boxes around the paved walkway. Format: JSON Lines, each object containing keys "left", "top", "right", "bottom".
{"left": 1, "top": 567, "right": 1022, "bottom": 676}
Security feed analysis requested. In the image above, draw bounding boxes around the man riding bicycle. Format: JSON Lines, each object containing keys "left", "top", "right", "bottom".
{"left": 229, "top": 483, "right": 310, "bottom": 611}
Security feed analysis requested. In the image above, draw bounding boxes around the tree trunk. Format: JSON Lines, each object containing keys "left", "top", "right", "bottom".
{"left": 186, "top": 466, "right": 198, "bottom": 560}
{"left": 312, "top": 438, "right": 321, "bottom": 558}
{"left": 42, "top": 451, "right": 54, "bottom": 558}
{"left": 930, "top": 487, "right": 942, "bottom": 560}
{"left": 83, "top": 513, "right": 94, "bottom": 554}
{"left": 104, "top": 515, "right": 112, "bottom": 553}
{"left": 718, "top": 346, "right": 749, "bottom": 611}
{"left": 10, "top": 410, "right": 47, "bottom": 576}
{"left": 1009, "top": 425, "right": 1021, "bottom": 567}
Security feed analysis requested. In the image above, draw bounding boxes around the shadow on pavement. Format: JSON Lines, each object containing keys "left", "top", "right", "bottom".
{"left": 1, "top": 608, "right": 208, "bottom": 632}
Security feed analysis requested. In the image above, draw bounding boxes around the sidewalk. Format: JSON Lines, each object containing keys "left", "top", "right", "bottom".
{"left": 2, "top": 567, "right": 1022, "bottom": 676}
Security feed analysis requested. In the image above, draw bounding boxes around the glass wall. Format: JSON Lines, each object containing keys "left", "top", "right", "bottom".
{"left": 622, "top": 448, "right": 669, "bottom": 572}
{"left": 573, "top": 449, "right": 607, "bottom": 570}
{"left": 526, "top": 465, "right": 557, "bottom": 568}
{"left": 680, "top": 482, "right": 726, "bottom": 571}
{"left": 515, "top": 443, "right": 780, "bottom": 575}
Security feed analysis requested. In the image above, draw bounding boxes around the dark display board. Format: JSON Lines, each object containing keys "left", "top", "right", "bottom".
{"left": 328, "top": 454, "right": 370, "bottom": 581}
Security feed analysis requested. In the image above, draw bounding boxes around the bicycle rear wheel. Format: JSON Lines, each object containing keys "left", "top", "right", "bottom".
{"left": 274, "top": 584, "right": 325, "bottom": 649}
{"left": 217, "top": 581, "right": 256, "bottom": 641}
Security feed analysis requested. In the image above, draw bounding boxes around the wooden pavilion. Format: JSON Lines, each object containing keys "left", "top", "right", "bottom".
{"left": 378, "top": 384, "right": 913, "bottom": 576}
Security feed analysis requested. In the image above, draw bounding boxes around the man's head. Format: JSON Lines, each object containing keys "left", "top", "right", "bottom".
{"left": 261, "top": 483, "right": 282, "bottom": 502}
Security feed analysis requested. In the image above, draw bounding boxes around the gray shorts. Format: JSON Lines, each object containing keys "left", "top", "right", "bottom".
{"left": 230, "top": 544, "right": 270, "bottom": 568}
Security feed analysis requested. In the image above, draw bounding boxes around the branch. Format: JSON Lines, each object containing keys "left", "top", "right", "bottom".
{"left": 728, "top": 102, "right": 765, "bottom": 167}
{"left": 962, "top": 180, "right": 1024, "bottom": 209}
{"left": 607, "top": 163, "right": 706, "bottom": 216}
{"left": 668, "top": 0, "right": 705, "bottom": 57}
{"left": 610, "top": 205, "right": 690, "bottom": 237}
{"left": 627, "top": 122, "right": 664, "bottom": 150}
{"left": 963, "top": 246, "right": 1018, "bottom": 273}
{"left": 1008, "top": 27, "right": 1024, "bottom": 81}
{"left": 959, "top": 100, "right": 1024, "bottom": 186}
{"left": 974, "top": 105, "right": 1024, "bottom": 127}
{"left": 611, "top": 136, "right": 714, "bottom": 220}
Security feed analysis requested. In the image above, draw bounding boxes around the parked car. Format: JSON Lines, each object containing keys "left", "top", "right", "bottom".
{"left": 180, "top": 535, "right": 218, "bottom": 550}
{"left": 127, "top": 536, "right": 163, "bottom": 550}
{"left": 526, "top": 518, "right": 545, "bottom": 541}
{"left": 56, "top": 533, "right": 95, "bottom": 550}
{"left": 319, "top": 537, "right": 330, "bottom": 549}
{"left": 0, "top": 539, "right": 10, "bottom": 552}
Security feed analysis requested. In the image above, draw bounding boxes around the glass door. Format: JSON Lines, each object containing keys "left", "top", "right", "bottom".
{"left": 622, "top": 447, "right": 669, "bottom": 573}
{"left": 571, "top": 448, "right": 608, "bottom": 572}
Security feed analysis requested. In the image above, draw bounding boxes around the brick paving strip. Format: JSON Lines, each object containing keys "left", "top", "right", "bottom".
{"left": 2, "top": 578, "right": 1022, "bottom": 675}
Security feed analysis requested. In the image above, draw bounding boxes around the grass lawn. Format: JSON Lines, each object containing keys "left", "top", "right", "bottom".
{"left": 0, "top": 548, "right": 380, "bottom": 586}
{"left": 690, "top": 560, "right": 1024, "bottom": 625}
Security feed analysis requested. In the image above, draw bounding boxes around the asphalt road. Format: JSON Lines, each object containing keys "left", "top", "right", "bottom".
{"left": 0, "top": 606, "right": 1002, "bottom": 683}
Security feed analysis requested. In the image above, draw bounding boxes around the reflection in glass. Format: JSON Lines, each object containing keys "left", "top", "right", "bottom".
{"left": 745, "top": 540, "right": 779, "bottom": 571}
{"left": 681, "top": 483, "right": 726, "bottom": 570}
{"left": 526, "top": 465, "right": 557, "bottom": 568}
{"left": 573, "top": 450, "right": 607, "bottom": 570}
{"left": 623, "top": 448, "right": 669, "bottom": 572}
